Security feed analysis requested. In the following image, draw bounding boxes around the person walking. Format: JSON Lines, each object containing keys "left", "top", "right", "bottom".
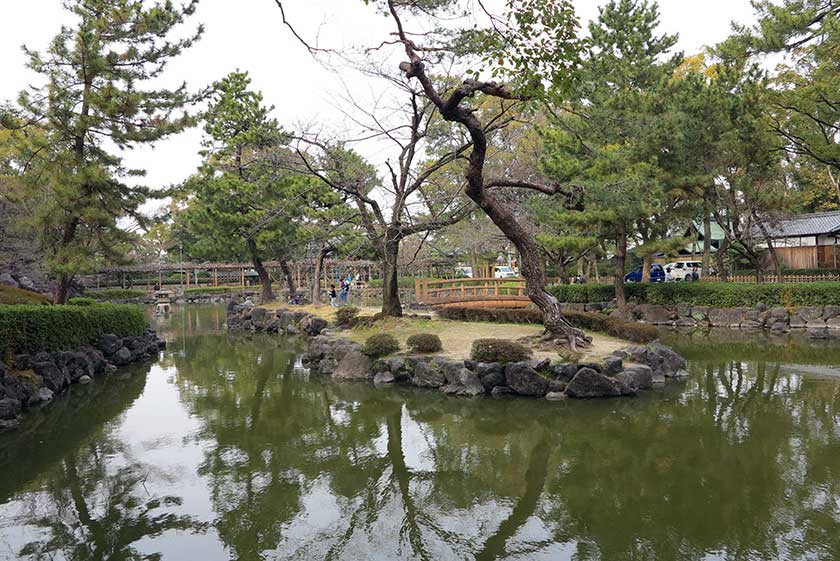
{"left": 329, "top": 284, "right": 338, "bottom": 307}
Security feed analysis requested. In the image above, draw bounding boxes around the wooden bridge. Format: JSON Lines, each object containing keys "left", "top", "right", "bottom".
{"left": 415, "top": 278, "right": 532, "bottom": 308}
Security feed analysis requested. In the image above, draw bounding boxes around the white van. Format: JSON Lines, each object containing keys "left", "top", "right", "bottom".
{"left": 494, "top": 266, "right": 518, "bottom": 279}
{"left": 664, "top": 261, "right": 703, "bottom": 281}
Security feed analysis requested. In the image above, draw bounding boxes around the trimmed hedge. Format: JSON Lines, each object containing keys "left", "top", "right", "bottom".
{"left": 0, "top": 304, "right": 147, "bottom": 357}
{"left": 406, "top": 333, "right": 443, "bottom": 353}
{"left": 471, "top": 339, "right": 532, "bottom": 363}
{"left": 563, "top": 310, "right": 658, "bottom": 344}
{"left": 0, "top": 286, "right": 52, "bottom": 305}
{"left": 549, "top": 281, "right": 840, "bottom": 308}
{"left": 87, "top": 288, "right": 147, "bottom": 300}
{"left": 362, "top": 333, "right": 400, "bottom": 357}
{"left": 437, "top": 306, "right": 543, "bottom": 324}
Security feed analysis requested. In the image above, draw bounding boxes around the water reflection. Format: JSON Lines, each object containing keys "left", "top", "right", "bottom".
{"left": 0, "top": 307, "right": 838, "bottom": 560}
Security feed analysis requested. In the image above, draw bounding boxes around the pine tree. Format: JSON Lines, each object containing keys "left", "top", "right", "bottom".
{"left": 1, "top": 0, "right": 202, "bottom": 303}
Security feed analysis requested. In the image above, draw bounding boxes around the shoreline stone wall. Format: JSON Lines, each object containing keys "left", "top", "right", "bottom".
{"left": 605, "top": 303, "right": 840, "bottom": 335}
{"left": 0, "top": 330, "right": 165, "bottom": 432}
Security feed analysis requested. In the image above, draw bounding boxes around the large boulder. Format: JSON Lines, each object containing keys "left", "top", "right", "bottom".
{"left": 442, "top": 367, "right": 484, "bottom": 397}
{"left": 97, "top": 334, "right": 122, "bottom": 356}
{"left": 332, "top": 350, "right": 373, "bottom": 381}
{"left": 707, "top": 308, "right": 744, "bottom": 328}
{"left": 477, "top": 363, "right": 505, "bottom": 391}
{"left": 373, "top": 371, "right": 395, "bottom": 384}
{"left": 550, "top": 363, "right": 580, "bottom": 383}
{"left": 566, "top": 367, "right": 629, "bottom": 398}
{"left": 411, "top": 361, "right": 447, "bottom": 388}
{"left": 636, "top": 304, "right": 676, "bottom": 325}
{"left": 0, "top": 368, "right": 39, "bottom": 405}
{"left": 57, "top": 351, "right": 95, "bottom": 382}
{"left": 0, "top": 398, "right": 21, "bottom": 420}
{"left": 80, "top": 347, "right": 107, "bottom": 376}
{"left": 614, "top": 363, "right": 653, "bottom": 391}
{"left": 620, "top": 342, "right": 686, "bottom": 378}
{"left": 603, "top": 355, "right": 623, "bottom": 376}
{"left": 112, "top": 347, "right": 133, "bottom": 366}
{"left": 300, "top": 315, "right": 328, "bottom": 336}
{"left": 504, "top": 363, "right": 548, "bottom": 397}
{"left": 251, "top": 307, "right": 268, "bottom": 324}
{"left": 31, "top": 357, "right": 70, "bottom": 393}
{"left": 303, "top": 336, "right": 361, "bottom": 372}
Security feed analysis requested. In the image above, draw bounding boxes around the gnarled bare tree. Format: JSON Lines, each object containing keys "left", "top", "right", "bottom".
{"left": 274, "top": 0, "right": 589, "bottom": 347}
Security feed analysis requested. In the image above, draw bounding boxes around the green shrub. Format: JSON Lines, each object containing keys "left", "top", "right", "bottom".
{"left": 437, "top": 306, "right": 543, "bottom": 324}
{"left": 67, "top": 297, "right": 96, "bottom": 306}
{"left": 336, "top": 306, "right": 360, "bottom": 327}
{"left": 470, "top": 339, "right": 532, "bottom": 363}
{"left": 87, "top": 288, "right": 147, "bottom": 300}
{"left": 406, "top": 333, "right": 443, "bottom": 353}
{"left": 548, "top": 281, "right": 840, "bottom": 308}
{"left": 0, "top": 286, "right": 52, "bottom": 305}
{"left": 362, "top": 333, "right": 400, "bottom": 357}
{"left": 0, "top": 304, "right": 147, "bottom": 357}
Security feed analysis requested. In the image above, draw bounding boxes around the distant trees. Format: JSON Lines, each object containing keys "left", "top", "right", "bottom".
{"left": 174, "top": 71, "right": 351, "bottom": 302}
{"left": 0, "top": 0, "right": 202, "bottom": 303}
{"left": 290, "top": 87, "right": 473, "bottom": 317}
{"left": 538, "top": 0, "right": 692, "bottom": 304}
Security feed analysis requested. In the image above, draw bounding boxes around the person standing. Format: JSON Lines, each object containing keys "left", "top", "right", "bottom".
{"left": 338, "top": 279, "right": 349, "bottom": 306}
{"left": 345, "top": 274, "right": 354, "bottom": 305}
{"left": 329, "top": 284, "right": 338, "bottom": 307}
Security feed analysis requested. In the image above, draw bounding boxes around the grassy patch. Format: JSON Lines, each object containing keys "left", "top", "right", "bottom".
{"left": 0, "top": 286, "right": 52, "bottom": 306}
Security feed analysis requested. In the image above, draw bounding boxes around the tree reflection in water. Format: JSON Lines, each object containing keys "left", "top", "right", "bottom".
{"left": 1, "top": 306, "right": 838, "bottom": 561}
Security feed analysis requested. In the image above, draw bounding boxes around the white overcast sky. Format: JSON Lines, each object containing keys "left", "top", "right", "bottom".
{"left": 0, "top": 0, "right": 757, "bottom": 218}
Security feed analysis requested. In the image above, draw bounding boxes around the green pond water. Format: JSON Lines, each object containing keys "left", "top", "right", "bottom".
{"left": 1, "top": 306, "right": 839, "bottom": 561}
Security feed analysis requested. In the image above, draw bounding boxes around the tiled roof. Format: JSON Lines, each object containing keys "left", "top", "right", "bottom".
{"left": 763, "top": 211, "right": 840, "bottom": 238}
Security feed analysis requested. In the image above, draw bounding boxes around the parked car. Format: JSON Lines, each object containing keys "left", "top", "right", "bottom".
{"left": 494, "top": 266, "right": 519, "bottom": 279}
{"left": 624, "top": 264, "right": 665, "bottom": 283}
{"left": 664, "top": 261, "right": 703, "bottom": 281}
{"left": 454, "top": 266, "right": 474, "bottom": 278}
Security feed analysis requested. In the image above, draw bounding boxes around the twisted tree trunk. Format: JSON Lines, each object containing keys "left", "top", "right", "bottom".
{"left": 246, "top": 237, "right": 275, "bottom": 302}
{"left": 278, "top": 258, "right": 296, "bottom": 299}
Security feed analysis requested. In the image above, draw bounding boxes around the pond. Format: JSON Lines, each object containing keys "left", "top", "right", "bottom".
{"left": 1, "top": 305, "right": 838, "bottom": 560}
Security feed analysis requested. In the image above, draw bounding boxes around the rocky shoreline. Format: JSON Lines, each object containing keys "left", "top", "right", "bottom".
{"left": 302, "top": 336, "right": 687, "bottom": 400}
{"left": 0, "top": 330, "right": 165, "bottom": 432}
{"left": 226, "top": 303, "right": 688, "bottom": 400}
